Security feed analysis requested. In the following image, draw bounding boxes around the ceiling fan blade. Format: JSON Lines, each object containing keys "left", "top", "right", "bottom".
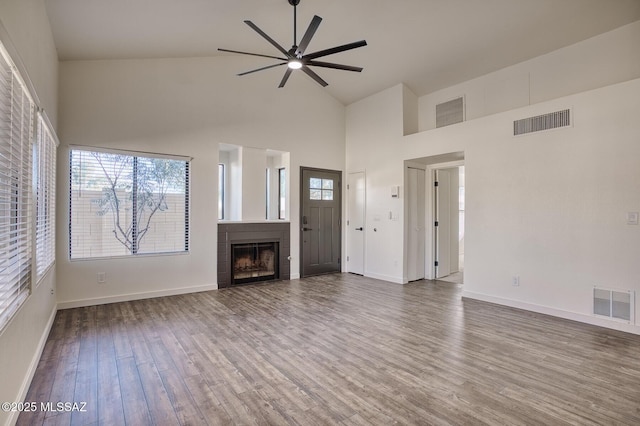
{"left": 218, "top": 48, "right": 287, "bottom": 61}
{"left": 307, "top": 60, "right": 363, "bottom": 72}
{"left": 278, "top": 68, "right": 293, "bottom": 88}
{"left": 244, "top": 20, "right": 291, "bottom": 57}
{"left": 301, "top": 66, "right": 328, "bottom": 87}
{"left": 295, "top": 15, "right": 322, "bottom": 56}
{"left": 304, "top": 40, "right": 367, "bottom": 60}
{"left": 238, "top": 62, "right": 287, "bottom": 76}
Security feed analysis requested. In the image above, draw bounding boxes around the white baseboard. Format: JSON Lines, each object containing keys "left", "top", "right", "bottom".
{"left": 57, "top": 283, "right": 218, "bottom": 310}
{"left": 365, "top": 271, "right": 405, "bottom": 284}
{"left": 462, "top": 290, "right": 640, "bottom": 336}
{"left": 289, "top": 273, "right": 300, "bottom": 280}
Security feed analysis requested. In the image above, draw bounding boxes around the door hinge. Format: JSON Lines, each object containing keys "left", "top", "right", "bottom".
{"left": 347, "top": 220, "right": 350, "bottom": 226}
{"left": 347, "top": 184, "right": 350, "bottom": 190}
{"left": 434, "top": 181, "right": 439, "bottom": 187}
{"left": 347, "top": 256, "right": 350, "bottom": 261}
{"left": 435, "top": 261, "right": 439, "bottom": 267}
{"left": 434, "top": 221, "right": 439, "bottom": 227}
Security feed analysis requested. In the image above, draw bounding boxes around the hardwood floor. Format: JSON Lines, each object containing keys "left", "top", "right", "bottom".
{"left": 18, "top": 274, "right": 640, "bottom": 425}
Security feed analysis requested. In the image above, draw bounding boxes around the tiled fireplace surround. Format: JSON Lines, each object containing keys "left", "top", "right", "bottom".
{"left": 217, "top": 222, "right": 291, "bottom": 288}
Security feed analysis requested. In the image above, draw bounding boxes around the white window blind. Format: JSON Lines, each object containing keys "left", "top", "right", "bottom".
{"left": 69, "top": 148, "right": 190, "bottom": 259}
{"left": 35, "top": 113, "right": 57, "bottom": 280}
{"left": 0, "top": 44, "right": 35, "bottom": 331}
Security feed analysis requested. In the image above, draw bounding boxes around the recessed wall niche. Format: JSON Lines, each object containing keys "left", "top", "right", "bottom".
{"left": 218, "top": 143, "right": 290, "bottom": 222}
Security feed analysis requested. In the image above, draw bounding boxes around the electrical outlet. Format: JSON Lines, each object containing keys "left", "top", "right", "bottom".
{"left": 512, "top": 276, "right": 520, "bottom": 286}
{"left": 97, "top": 272, "right": 106, "bottom": 284}
{"left": 50, "top": 288, "right": 54, "bottom": 295}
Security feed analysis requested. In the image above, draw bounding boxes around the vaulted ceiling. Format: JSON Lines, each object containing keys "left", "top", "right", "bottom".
{"left": 44, "top": 0, "right": 640, "bottom": 104}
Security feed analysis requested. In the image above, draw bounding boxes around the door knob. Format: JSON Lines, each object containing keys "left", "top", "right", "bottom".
{"left": 355, "top": 227, "right": 363, "bottom": 231}
{"left": 302, "top": 227, "right": 313, "bottom": 231}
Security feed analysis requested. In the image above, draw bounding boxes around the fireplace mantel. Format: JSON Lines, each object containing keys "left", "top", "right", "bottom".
{"left": 218, "top": 222, "right": 290, "bottom": 288}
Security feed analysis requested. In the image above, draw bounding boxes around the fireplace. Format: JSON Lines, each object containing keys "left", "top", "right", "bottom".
{"left": 218, "top": 222, "right": 290, "bottom": 288}
{"left": 232, "top": 242, "right": 278, "bottom": 285}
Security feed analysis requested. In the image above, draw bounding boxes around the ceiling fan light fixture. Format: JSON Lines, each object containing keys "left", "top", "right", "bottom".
{"left": 287, "top": 59, "right": 303, "bottom": 70}
{"left": 218, "top": 0, "right": 366, "bottom": 88}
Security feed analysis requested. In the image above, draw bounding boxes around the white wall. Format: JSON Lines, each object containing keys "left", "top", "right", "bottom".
{"left": 0, "top": 1, "right": 58, "bottom": 425}
{"left": 57, "top": 56, "right": 345, "bottom": 306}
{"left": 346, "top": 22, "right": 640, "bottom": 334}
{"left": 418, "top": 21, "right": 640, "bottom": 132}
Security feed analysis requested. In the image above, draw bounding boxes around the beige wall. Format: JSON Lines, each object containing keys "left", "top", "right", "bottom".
{"left": 0, "top": 1, "right": 58, "bottom": 425}
{"left": 56, "top": 56, "right": 346, "bottom": 307}
{"left": 346, "top": 22, "right": 640, "bottom": 334}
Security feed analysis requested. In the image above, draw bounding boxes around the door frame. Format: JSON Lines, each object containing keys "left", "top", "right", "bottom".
{"left": 426, "top": 160, "right": 464, "bottom": 280}
{"left": 299, "top": 166, "right": 343, "bottom": 278}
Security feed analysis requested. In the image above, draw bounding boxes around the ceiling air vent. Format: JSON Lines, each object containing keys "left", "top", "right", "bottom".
{"left": 514, "top": 108, "right": 571, "bottom": 136}
{"left": 436, "top": 96, "right": 465, "bottom": 128}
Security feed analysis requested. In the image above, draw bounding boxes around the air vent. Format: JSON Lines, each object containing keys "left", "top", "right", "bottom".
{"left": 514, "top": 108, "right": 571, "bottom": 136}
{"left": 436, "top": 96, "right": 464, "bottom": 128}
{"left": 593, "top": 287, "right": 635, "bottom": 323}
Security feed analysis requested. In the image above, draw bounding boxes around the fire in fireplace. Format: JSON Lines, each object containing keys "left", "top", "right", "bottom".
{"left": 232, "top": 242, "right": 278, "bottom": 285}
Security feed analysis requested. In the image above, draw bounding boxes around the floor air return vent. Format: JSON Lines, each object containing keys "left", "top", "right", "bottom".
{"left": 593, "top": 287, "right": 635, "bottom": 323}
{"left": 513, "top": 108, "right": 571, "bottom": 136}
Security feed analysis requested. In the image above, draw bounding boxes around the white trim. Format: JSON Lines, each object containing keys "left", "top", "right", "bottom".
{"left": 462, "top": 290, "right": 640, "bottom": 336}
{"left": 57, "top": 283, "right": 218, "bottom": 310}
{"left": 365, "top": 272, "right": 405, "bottom": 284}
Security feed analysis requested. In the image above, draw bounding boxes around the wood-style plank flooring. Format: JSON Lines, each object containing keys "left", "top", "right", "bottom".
{"left": 18, "top": 274, "right": 640, "bottom": 425}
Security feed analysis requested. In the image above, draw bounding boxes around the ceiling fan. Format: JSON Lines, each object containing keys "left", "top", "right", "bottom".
{"left": 218, "top": 0, "right": 367, "bottom": 88}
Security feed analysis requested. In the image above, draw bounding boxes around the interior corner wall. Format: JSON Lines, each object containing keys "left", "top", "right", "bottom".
{"left": 346, "top": 85, "right": 407, "bottom": 283}
{"left": 56, "top": 56, "right": 345, "bottom": 307}
{"left": 418, "top": 20, "right": 640, "bottom": 132}
{"left": 0, "top": 1, "right": 59, "bottom": 425}
{"left": 347, "top": 77, "right": 640, "bottom": 334}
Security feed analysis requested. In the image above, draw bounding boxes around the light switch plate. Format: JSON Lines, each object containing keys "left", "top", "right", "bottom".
{"left": 627, "top": 212, "right": 639, "bottom": 225}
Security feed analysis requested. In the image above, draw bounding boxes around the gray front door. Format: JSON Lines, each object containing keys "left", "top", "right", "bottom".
{"left": 300, "top": 167, "right": 341, "bottom": 277}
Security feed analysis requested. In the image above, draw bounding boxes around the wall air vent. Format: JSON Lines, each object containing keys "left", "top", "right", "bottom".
{"left": 436, "top": 96, "right": 465, "bottom": 128}
{"left": 593, "top": 287, "right": 635, "bottom": 323}
{"left": 514, "top": 108, "right": 571, "bottom": 136}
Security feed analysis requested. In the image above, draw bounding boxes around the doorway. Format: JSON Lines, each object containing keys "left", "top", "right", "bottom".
{"left": 404, "top": 152, "right": 465, "bottom": 283}
{"left": 300, "top": 167, "right": 342, "bottom": 277}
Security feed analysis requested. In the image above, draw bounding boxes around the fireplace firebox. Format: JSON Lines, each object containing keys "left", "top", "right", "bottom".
{"left": 218, "top": 222, "right": 290, "bottom": 288}
{"left": 232, "top": 242, "right": 278, "bottom": 285}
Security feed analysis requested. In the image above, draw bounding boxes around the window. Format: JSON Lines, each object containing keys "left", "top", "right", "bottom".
{"left": 278, "top": 168, "right": 286, "bottom": 219}
{"left": 0, "top": 43, "right": 35, "bottom": 331}
{"left": 69, "top": 148, "right": 190, "bottom": 259}
{"left": 35, "top": 114, "right": 57, "bottom": 280}
{"left": 309, "top": 177, "right": 333, "bottom": 201}
{"left": 218, "top": 163, "right": 224, "bottom": 220}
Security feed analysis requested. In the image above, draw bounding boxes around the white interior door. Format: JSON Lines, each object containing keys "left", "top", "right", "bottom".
{"left": 347, "top": 172, "right": 365, "bottom": 274}
{"left": 434, "top": 168, "right": 460, "bottom": 278}
{"left": 407, "top": 168, "right": 426, "bottom": 281}
{"left": 435, "top": 169, "right": 451, "bottom": 278}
